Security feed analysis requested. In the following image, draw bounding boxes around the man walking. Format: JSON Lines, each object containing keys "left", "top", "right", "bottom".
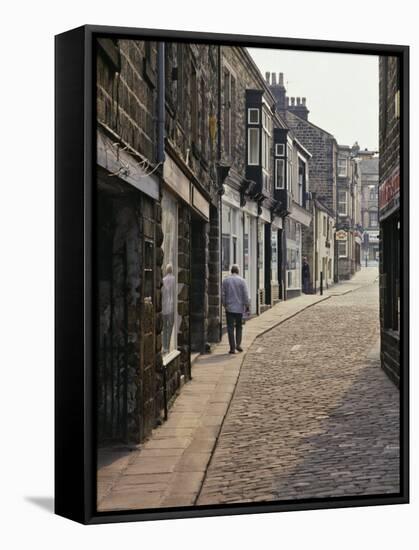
{"left": 222, "top": 264, "right": 250, "bottom": 354}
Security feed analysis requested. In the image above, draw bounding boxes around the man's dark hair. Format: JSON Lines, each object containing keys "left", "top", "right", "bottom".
{"left": 231, "top": 264, "right": 239, "bottom": 274}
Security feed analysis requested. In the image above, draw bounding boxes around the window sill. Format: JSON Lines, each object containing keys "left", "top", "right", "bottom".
{"left": 163, "top": 349, "right": 181, "bottom": 367}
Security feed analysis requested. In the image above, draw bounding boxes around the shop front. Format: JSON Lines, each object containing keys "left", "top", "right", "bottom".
{"left": 222, "top": 186, "right": 258, "bottom": 316}
{"left": 379, "top": 166, "right": 400, "bottom": 386}
{"left": 162, "top": 153, "right": 212, "bottom": 387}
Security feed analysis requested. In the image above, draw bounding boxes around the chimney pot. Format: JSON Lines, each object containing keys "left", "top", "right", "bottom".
{"left": 271, "top": 73, "right": 277, "bottom": 86}
{"left": 291, "top": 97, "right": 295, "bottom": 106}
{"left": 279, "top": 72, "right": 284, "bottom": 86}
{"left": 302, "top": 97, "right": 306, "bottom": 106}
{"left": 286, "top": 97, "right": 290, "bottom": 106}
{"left": 265, "top": 72, "right": 270, "bottom": 84}
{"left": 297, "top": 97, "right": 301, "bottom": 105}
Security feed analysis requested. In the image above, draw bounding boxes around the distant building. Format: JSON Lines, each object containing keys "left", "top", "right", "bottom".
{"left": 268, "top": 73, "right": 337, "bottom": 291}
{"left": 378, "top": 56, "right": 400, "bottom": 386}
{"left": 358, "top": 151, "right": 379, "bottom": 263}
{"left": 336, "top": 145, "right": 362, "bottom": 279}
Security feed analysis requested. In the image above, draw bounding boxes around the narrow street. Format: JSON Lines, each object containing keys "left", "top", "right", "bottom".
{"left": 197, "top": 269, "right": 399, "bottom": 504}
{"left": 97, "top": 268, "right": 399, "bottom": 511}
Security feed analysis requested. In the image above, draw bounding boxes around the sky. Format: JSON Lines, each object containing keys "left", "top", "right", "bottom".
{"left": 248, "top": 48, "right": 379, "bottom": 151}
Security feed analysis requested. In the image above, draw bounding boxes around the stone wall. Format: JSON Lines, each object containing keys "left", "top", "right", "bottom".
{"left": 285, "top": 111, "right": 337, "bottom": 215}
{"left": 97, "top": 39, "right": 157, "bottom": 162}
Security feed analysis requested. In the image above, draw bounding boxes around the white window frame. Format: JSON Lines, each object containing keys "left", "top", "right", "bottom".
{"left": 261, "top": 106, "right": 271, "bottom": 173}
{"left": 338, "top": 240, "right": 348, "bottom": 258}
{"left": 275, "top": 158, "right": 285, "bottom": 189}
{"left": 370, "top": 211, "right": 378, "bottom": 228}
{"left": 338, "top": 190, "right": 347, "bottom": 216}
{"left": 287, "top": 144, "right": 293, "bottom": 192}
{"left": 275, "top": 143, "right": 285, "bottom": 156}
{"left": 248, "top": 127, "right": 260, "bottom": 165}
{"left": 338, "top": 157, "right": 347, "bottom": 177}
{"left": 248, "top": 108, "right": 259, "bottom": 124}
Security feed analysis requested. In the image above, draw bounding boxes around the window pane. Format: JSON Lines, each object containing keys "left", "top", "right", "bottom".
{"left": 248, "top": 108, "right": 259, "bottom": 124}
{"left": 276, "top": 159, "right": 284, "bottom": 189}
{"left": 248, "top": 128, "right": 259, "bottom": 165}
{"left": 275, "top": 143, "right": 284, "bottom": 156}
{"left": 161, "top": 192, "right": 178, "bottom": 355}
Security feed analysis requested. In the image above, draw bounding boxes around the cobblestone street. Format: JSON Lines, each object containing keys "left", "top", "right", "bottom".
{"left": 197, "top": 270, "right": 400, "bottom": 505}
{"left": 97, "top": 268, "right": 400, "bottom": 511}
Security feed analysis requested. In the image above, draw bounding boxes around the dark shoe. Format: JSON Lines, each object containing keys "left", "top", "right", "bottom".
{"left": 229, "top": 349, "right": 236, "bottom": 354}
{"left": 236, "top": 346, "right": 243, "bottom": 352}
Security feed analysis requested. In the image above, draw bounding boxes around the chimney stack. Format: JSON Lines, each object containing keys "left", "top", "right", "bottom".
{"left": 267, "top": 70, "right": 287, "bottom": 111}
{"left": 288, "top": 95, "right": 309, "bottom": 120}
{"left": 265, "top": 71, "right": 270, "bottom": 84}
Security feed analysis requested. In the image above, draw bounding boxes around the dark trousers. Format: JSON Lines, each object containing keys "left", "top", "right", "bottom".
{"left": 226, "top": 311, "right": 243, "bottom": 351}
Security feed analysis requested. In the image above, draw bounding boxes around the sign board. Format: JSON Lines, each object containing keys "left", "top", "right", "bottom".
{"left": 336, "top": 230, "right": 347, "bottom": 241}
{"left": 192, "top": 186, "right": 210, "bottom": 220}
{"left": 379, "top": 167, "right": 400, "bottom": 218}
{"left": 163, "top": 154, "right": 191, "bottom": 204}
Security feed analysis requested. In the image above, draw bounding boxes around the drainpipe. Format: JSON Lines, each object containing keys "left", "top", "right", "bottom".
{"left": 157, "top": 42, "right": 165, "bottom": 164}
{"left": 217, "top": 45, "right": 223, "bottom": 342}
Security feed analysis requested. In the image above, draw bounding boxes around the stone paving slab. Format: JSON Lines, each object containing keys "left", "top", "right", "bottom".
{"left": 97, "top": 268, "right": 380, "bottom": 511}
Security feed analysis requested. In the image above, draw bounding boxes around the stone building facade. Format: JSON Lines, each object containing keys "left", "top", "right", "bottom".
{"left": 358, "top": 151, "right": 379, "bottom": 263}
{"left": 379, "top": 56, "right": 401, "bottom": 386}
{"left": 96, "top": 38, "right": 162, "bottom": 444}
{"left": 269, "top": 73, "right": 337, "bottom": 291}
{"left": 336, "top": 145, "right": 362, "bottom": 280}
{"left": 96, "top": 39, "right": 220, "bottom": 445}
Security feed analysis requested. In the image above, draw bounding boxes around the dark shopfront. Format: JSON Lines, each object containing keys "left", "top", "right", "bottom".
{"left": 379, "top": 167, "right": 400, "bottom": 386}
{"left": 96, "top": 168, "right": 161, "bottom": 445}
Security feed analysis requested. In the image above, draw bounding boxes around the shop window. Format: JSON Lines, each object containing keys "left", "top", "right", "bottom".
{"left": 161, "top": 192, "right": 178, "bottom": 356}
{"left": 383, "top": 216, "right": 400, "bottom": 332}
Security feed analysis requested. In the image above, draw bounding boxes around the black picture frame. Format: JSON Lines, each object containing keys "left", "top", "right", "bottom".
{"left": 55, "top": 25, "right": 409, "bottom": 525}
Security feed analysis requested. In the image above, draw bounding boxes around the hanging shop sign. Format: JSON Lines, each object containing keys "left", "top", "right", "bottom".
{"left": 336, "top": 230, "right": 347, "bottom": 241}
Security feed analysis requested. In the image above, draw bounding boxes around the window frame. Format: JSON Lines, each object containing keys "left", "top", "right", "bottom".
{"left": 248, "top": 127, "right": 260, "bottom": 166}
{"left": 338, "top": 190, "right": 348, "bottom": 216}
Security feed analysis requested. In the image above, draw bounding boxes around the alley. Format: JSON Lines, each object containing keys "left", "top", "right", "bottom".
{"left": 197, "top": 270, "right": 399, "bottom": 505}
